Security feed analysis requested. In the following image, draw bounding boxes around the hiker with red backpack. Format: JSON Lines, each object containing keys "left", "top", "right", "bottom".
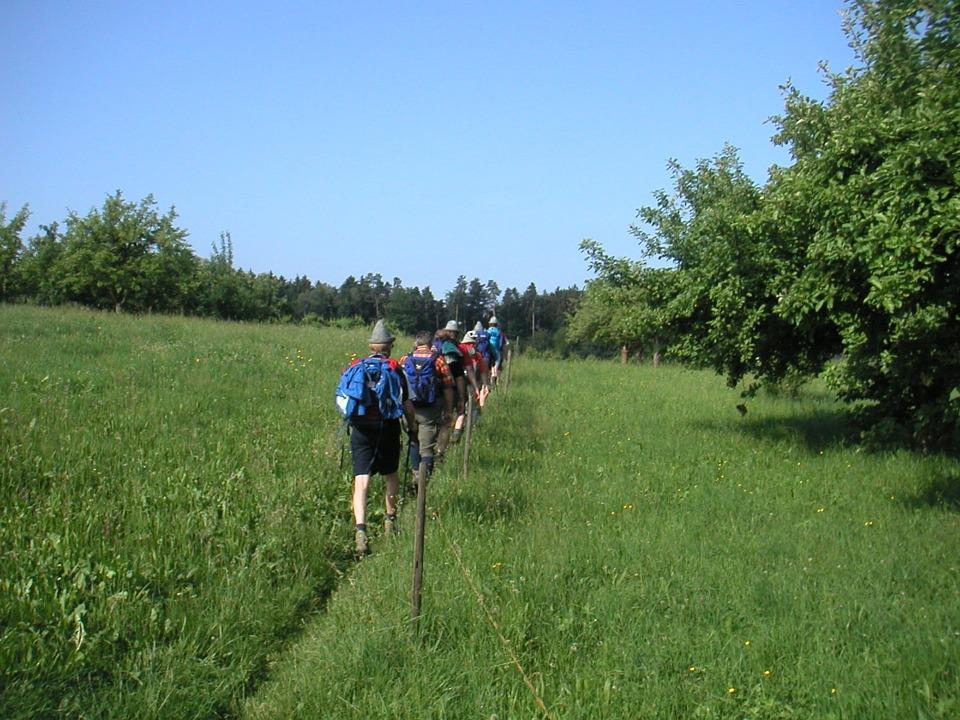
{"left": 398, "top": 331, "right": 456, "bottom": 481}
{"left": 442, "top": 321, "right": 484, "bottom": 442}
{"left": 461, "top": 330, "right": 492, "bottom": 408}
{"left": 334, "top": 319, "right": 417, "bottom": 556}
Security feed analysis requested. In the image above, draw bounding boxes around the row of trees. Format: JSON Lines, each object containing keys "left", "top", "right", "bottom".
{"left": 0, "top": 193, "right": 583, "bottom": 346}
{"left": 569, "top": 0, "right": 959, "bottom": 449}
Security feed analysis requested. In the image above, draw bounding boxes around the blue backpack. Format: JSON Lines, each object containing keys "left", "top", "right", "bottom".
{"left": 403, "top": 353, "right": 439, "bottom": 407}
{"left": 487, "top": 326, "right": 502, "bottom": 351}
{"left": 334, "top": 357, "right": 404, "bottom": 420}
{"left": 474, "top": 330, "right": 491, "bottom": 362}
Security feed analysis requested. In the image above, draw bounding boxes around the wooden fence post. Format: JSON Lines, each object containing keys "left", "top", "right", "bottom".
{"left": 411, "top": 462, "right": 427, "bottom": 633}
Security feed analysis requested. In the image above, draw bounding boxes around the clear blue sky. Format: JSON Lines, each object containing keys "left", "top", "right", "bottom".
{"left": 2, "top": 1, "right": 856, "bottom": 296}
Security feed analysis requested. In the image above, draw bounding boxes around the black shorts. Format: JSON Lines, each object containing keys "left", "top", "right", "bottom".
{"left": 349, "top": 419, "right": 402, "bottom": 476}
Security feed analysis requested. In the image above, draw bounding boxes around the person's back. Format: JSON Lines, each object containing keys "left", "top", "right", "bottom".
{"left": 400, "top": 331, "right": 455, "bottom": 477}
{"left": 487, "top": 324, "right": 502, "bottom": 351}
{"left": 462, "top": 330, "right": 491, "bottom": 407}
{"left": 487, "top": 316, "right": 504, "bottom": 376}
{"left": 340, "top": 320, "right": 417, "bottom": 556}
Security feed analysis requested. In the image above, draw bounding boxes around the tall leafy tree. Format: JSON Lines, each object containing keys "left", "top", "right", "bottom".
{"left": 498, "top": 287, "right": 522, "bottom": 340}
{"left": 197, "top": 231, "right": 244, "bottom": 319}
{"left": 385, "top": 283, "right": 423, "bottom": 334}
{"left": 484, "top": 280, "right": 501, "bottom": 317}
{"left": 55, "top": 191, "right": 194, "bottom": 312}
{"left": 18, "top": 223, "right": 64, "bottom": 304}
{"left": 769, "top": 0, "right": 960, "bottom": 447}
{"left": 0, "top": 203, "right": 30, "bottom": 301}
{"left": 293, "top": 281, "right": 338, "bottom": 321}
{"left": 570, "top": 239, "right": 679, "bottom": 364}
{"left": 420, "top": 286, "right": 444, "bottom": 331}
{"left": 444, "top": 275, "right": 468, "bottom": 325}
{"left": 360, "top": 273, "right": 389, "bottom": 319}
{"left": 521, "top": 283, "right": 539, "bottom": 337}
{"left": 636, "top": 147, "right": 757, "bottom": 372}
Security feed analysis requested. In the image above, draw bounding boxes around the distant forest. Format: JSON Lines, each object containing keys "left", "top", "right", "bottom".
{"left": 0, "top": 194, "right": 605, "bottom": 356}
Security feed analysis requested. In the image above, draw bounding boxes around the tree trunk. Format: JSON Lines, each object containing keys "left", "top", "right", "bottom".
{"left": 652, "top": 339, "right": 662, "bottom": 368}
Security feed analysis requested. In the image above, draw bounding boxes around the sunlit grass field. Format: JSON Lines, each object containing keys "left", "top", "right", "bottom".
{"left": 245, "top": 343, "right": 960, "bottom": 718}
{"left": 2, "top": 305, "right": 959, "bottom": 719}
{"left": 0, "top": 305, "right": 358, "bottom": 718}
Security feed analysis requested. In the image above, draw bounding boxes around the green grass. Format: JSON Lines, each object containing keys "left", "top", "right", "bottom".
{"left": 244, "top": 357, "right": 960, "bottom": 719}
{"left": 2, "top": 305, "right": 959, "bottom": 719}
{"left": 0, "top": 305, "right": 361, "bottom": 718}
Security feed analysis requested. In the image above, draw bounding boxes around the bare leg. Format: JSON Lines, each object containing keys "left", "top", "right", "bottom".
{"left": 384, "top": 473, "right": 399, "bottom": 516}
{"left": 352, "top": 474, "right": 370, "bottom": 526}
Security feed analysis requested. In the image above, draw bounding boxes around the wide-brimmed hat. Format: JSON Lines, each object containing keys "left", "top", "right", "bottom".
{"left": 444, "top": 320, "right": 460, "bottom": 332}
{"left": 473, "top": 321, "right": 483, "bottom": 332}
{"left": 369, "top": 319, "right": 396, "bottom": 344}
{"left": 488, "top": 316, "right": 499, "bottom": 325}
{"left": 462, "top": 330, "right": 477, "bottom": 344}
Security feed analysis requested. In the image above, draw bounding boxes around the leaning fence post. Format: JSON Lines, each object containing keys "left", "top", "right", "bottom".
{"left": 411, "top": 462, "right": 427, "bottom": 633}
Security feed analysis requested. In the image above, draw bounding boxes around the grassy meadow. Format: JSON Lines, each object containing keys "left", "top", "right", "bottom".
{"left": 2, "top": 305, "right": 959, "bottom": 719}
{"left": 0, "top": 305, "right": 359, "bottom": 718}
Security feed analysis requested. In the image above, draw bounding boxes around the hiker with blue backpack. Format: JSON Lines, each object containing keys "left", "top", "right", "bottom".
{"left": 472, "top": 321, "right": 492, "bottom": 367}
{"left": 398, "top": 331, "right": 456, "bottom": 481}
{"left": 486, "top": 316, "right": 506, "bottom": 383}
{"left": 334, "top": 319, "right": 417, "bottom": 556}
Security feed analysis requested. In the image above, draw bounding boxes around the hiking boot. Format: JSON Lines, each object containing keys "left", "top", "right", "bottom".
{"left": 451, "top": 429, "right": 462, "bottom": 444}
{"left": 384, "top": 516, "right": 397, "bottom": 537}
{"left": 355, "top": 530, "right": 369, "bottom": 556}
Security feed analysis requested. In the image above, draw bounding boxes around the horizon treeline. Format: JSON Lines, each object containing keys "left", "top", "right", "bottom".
{"left": 0, "top": 194, "right": 597, "bottom": 354}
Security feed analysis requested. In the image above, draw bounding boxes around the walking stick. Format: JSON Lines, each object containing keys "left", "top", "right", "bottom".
{"left": 411, "top": 462, "right": 427, "bottom": 633}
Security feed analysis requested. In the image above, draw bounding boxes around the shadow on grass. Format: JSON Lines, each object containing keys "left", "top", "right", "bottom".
{"left": 693, "top": 407, "right": 858, "bottom": 453}
{"left": 903, "top": 471, "right": 960, "bottom": 512}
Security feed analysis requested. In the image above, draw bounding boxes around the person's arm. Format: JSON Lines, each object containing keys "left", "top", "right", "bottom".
{"left": 404, "top": 398, "right": 418, "bottom": 437}
{"left": 397, "top": 363, "right": 418, "bottom": 437}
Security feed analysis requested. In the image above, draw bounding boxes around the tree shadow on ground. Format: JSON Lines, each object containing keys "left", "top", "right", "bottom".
{"left": 902, "top": 470, "right": 960, "bottom": 512}
{"left": 693, "top": 407, "right": 858, "bottom": 453}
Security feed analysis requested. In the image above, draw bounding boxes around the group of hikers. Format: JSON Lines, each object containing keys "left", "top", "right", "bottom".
{"left": 335, "top": 316, "right": 507, "bottom": 555}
